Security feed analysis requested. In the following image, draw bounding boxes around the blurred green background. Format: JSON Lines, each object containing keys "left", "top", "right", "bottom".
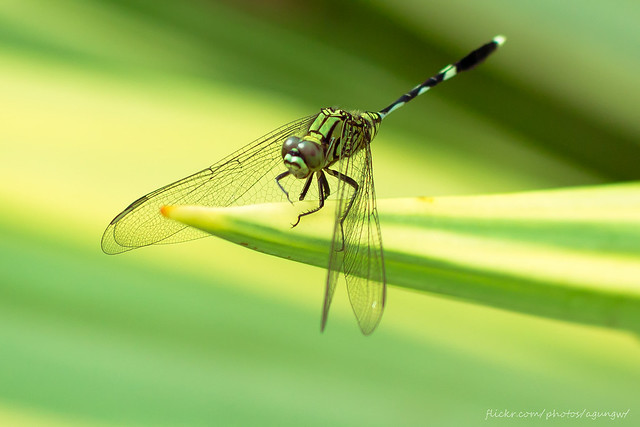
{"left": 1, "top": 0, "right": 639, "bottom": 425}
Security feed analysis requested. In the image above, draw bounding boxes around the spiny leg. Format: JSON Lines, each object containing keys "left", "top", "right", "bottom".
{"left": 275, "top": 171, "right": 293, "bottom": 203}
{"left": 325, "top": 168, "right": 359, "bottom": 251}
{"left": 298, "top": 175, "right": 314, "bottom": 201}
{"left": 321, "top": 171, "right": 331, "bottom": 198}
{"left": 292, "top": 171, "right": 330, "bottom": 227}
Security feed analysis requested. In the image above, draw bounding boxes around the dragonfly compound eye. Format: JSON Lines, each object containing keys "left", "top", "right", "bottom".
{"left": 282, "top": 136, "right": 300, "bottom": 158}
{"left": 297, "top": 140, "right": 323, "bottom": 170}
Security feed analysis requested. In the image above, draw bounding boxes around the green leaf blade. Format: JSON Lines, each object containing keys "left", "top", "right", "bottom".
{"left": 163, "top": 182, "right": 640, "bottom": 333}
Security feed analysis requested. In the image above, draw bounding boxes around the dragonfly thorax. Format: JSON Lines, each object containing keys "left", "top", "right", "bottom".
{"left": 281, "top": 136, "right": 325, "bottom": 179}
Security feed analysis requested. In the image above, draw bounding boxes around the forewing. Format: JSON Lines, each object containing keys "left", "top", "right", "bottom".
{"left": 101, "top": 115, "right": 317, "bottom": 254}
{"left": 322, "top": 129, "right": 386, "bottom": 335}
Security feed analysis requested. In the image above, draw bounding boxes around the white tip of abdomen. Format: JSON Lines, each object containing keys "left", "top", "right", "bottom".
{"left": 493, "top": 35, "right": 506, "bottom": 46}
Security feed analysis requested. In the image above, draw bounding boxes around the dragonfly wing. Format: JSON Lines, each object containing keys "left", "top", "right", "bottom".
{"left": 323, "top": 128, "right": 386, "bottom": 335}
{"left": 102, "top": 115, "right": 317, "bottom": 254}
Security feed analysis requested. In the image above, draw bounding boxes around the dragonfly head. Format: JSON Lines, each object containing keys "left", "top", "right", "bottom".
{"left": 282, "top": 136, "right": 324, "bottom": 179}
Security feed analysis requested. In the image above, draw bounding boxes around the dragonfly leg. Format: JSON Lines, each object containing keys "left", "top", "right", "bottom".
{"left": 324, "top": 168, "right": 359, "bottom": 251}
{"left": 298, "top": 175, "right": 314, "bottom": 201}
{"left": 321, "top": 171, "right": 331, "bottom": 197}
{"left": 292, "top": 171, "right": 328, "bottom": 227}
{"left": 275, "top": 171, "right": 293, "bottom": 204}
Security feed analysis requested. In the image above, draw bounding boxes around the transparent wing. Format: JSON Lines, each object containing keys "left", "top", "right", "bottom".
{"left": 322, "top": 127, "right": 386, "bottom": 335}
{"left": 101, "top": 114, "right": 318, "bottom": 254}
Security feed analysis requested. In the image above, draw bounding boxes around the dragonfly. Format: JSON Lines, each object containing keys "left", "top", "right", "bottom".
{"left": 102, "top": 36, "right": 505, "bottom": 335}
